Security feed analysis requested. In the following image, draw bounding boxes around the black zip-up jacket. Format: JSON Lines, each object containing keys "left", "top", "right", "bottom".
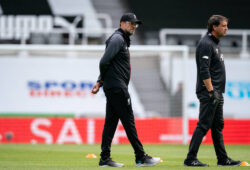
{"left": 97, "top": 28, "right": 131, "bottom": 90}
{"left": 196, "top": 32, "right": 226, "bottom": 94}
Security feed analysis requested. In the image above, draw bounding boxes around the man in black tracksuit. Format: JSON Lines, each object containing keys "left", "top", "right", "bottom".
{"left": 184, "top": 15, "right": 241, "bottom": 167}
{"left": 91, "top": 13, "right": 160, "bottom": 167}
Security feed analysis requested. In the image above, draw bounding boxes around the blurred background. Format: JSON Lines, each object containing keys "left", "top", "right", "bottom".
{"left": 0, "top": 0, "right": 250, "bottom": 145}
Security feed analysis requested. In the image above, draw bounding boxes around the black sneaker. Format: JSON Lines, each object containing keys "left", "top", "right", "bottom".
{"left": 184, "top": 159, "right": 209, "bottom": 167}
{"left": 99, "top": 158, "right": 124, "bottom": 167}
{"left": 136, "top": 154, "right": 161, "bottom": 167}
{"left": 217, "top": 158, "right": 241, "bottom": 166}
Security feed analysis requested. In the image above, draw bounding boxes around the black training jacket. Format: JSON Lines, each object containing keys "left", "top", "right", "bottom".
{"left": 97, "top": 28, "right": 131, "bottom": 90}
{"left": 196, "top": 32, "right": 226, "bottom": 93}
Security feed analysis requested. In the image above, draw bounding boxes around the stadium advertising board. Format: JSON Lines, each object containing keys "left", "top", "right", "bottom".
{"left": 0, "top": 118, "right": 249, "bottom": 144}
{"left": 0, "top": 57, "right": 144, "bottom": 117}
{"left": 169, "top": 59, "right": 250, "bottom": 118}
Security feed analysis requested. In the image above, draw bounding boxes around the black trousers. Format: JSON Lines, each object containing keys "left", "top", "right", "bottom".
{"left": 100, "top": 88, "right": 145, "bottom": 160}
{"left": 186, "top": 90, "right": 228, "bottom": 161}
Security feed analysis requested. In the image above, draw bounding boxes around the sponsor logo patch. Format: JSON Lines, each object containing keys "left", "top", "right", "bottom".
{"left": 202, "top": 56, "right": 209, "bottom": 59}
{"left": 220, "top": 54, "right": 224, "bottom": 61}
{"left": 128, "top": 98, "right": 131, "bottom": 105}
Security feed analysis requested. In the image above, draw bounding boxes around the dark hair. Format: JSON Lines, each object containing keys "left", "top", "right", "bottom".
{"left": 207, "top": 15, "right": 228, "bottom": 32}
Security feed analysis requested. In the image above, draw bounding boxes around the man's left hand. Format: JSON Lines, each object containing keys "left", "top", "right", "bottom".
{"left": 91, "top": 82, "right": 101, "bottom": 94}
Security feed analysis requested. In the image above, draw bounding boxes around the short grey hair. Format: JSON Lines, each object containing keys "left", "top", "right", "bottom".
{"left": 207, "top": 15, "right": 228, "bottom": 33}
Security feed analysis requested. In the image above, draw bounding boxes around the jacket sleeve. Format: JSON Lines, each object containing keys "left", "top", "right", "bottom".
{"left": 198, "top": 42, "right": 213, "bottom": 80}
{"left": 99, "top": 34, "right": 124, "bottom": 81}
{"left": 97, "top": 75, "right": 103, "bottom": 87}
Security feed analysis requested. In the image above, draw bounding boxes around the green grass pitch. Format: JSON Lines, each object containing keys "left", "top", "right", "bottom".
{"left": 0, "top": 144, "right": 249, "bottom": 170}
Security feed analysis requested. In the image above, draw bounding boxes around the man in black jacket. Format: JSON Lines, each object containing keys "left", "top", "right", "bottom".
{"left": 184, "top": 15, "right": 241, "bottom": 167}
{"left": 91, "top": 13, "right": 160, "bottom": 167}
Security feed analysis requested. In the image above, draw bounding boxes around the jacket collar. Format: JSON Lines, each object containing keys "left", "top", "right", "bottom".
{"left": 117, "top": 28, "right": 131, "bottom": 47}
{"left": 207, "top": 32, "right": 220, "bottom": 44}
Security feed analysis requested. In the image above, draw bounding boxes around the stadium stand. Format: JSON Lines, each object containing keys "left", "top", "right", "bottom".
{"left": 125, "top": 0, "right": 250, "bottom": 116}
{"left": 49, "top": 0, "right": 102, "bottom": 38}
{"left": 131, "top": 56, "right": 170, "bottom": 116}
{"left": 92, "top": 0, "right": 142, "bottom": 44}
{"left": 0, "top": 0, "right": 109, "bottom": 44}
{"left": 127, "top": 0, "right": 250, "bottom": 45}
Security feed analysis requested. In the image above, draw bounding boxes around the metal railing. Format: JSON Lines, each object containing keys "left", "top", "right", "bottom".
{"left": 159, "top": 28, "right": 250, "bottom": 58}
{"left": 20, "top": 28, "right": 114, "bottom": 45}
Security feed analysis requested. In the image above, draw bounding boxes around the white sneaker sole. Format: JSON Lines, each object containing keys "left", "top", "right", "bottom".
{"left": 136, "top": 157, "right": 161, "bottom": 167}
{"left": 99, "top": 164, "right": 124, "bottom": 167}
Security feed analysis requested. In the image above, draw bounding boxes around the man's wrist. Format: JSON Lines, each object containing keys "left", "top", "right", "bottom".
{"left": 97, "top": 80, "right": 103, "bottom": 86}
{"left": 96, "top": 82, "right": 101, "bottom": 86}
{"left": 208, "top": 89, "right": 214, "bottom": 95}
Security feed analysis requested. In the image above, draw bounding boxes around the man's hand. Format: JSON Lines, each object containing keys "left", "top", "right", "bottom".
{"left": 212, "top": 90, "right": 220, "bottom": 100}
{"left": 91, "top": 82, "right": 101, "bottom": 94}
{"left": 209, "top": 89, "right": 220, "bottom": 105}
{"left": 208, "top": 91, "right": 213, "bottom": 97}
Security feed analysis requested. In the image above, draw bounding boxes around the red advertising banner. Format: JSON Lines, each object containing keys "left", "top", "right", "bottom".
{"left": 0, "top": 118, "right": 249, "bottom": 144}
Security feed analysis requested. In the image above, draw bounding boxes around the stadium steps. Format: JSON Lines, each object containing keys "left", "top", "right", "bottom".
{"left": 92, "top": 0, "right": 141, "bottom": 45}
{"left": 131, "top": 56, "right": 170, "bottom": 116}
{"left": 92, "top": 0, "right": 126, "bottom": 28}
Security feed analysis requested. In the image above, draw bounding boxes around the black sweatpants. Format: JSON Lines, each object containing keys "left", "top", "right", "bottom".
{"left": 186, "top": 90, "right": 228, "bottom": 161}
{"left": 100, "top": 88, "right": 145, "bottom": 160}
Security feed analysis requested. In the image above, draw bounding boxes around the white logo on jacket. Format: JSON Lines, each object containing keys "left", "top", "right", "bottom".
{"left": 128, "top": 98, "right": 131, "bottom": 105}
{"left": 220, "top": 54, "right": 224, "bottom": 61}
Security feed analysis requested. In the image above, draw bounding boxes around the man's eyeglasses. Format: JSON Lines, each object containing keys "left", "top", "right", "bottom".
{"left": 128, "top": 22, "right": 139, "bottom": 28}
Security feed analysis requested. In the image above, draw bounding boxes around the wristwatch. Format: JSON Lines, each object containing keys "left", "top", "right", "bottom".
{"left": 208, "top": 90, "right": 214, "bottom": 95}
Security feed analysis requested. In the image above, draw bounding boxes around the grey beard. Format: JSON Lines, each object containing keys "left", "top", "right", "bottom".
{"left": 125, "top": 30, "right": 133, "bottom": 36}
